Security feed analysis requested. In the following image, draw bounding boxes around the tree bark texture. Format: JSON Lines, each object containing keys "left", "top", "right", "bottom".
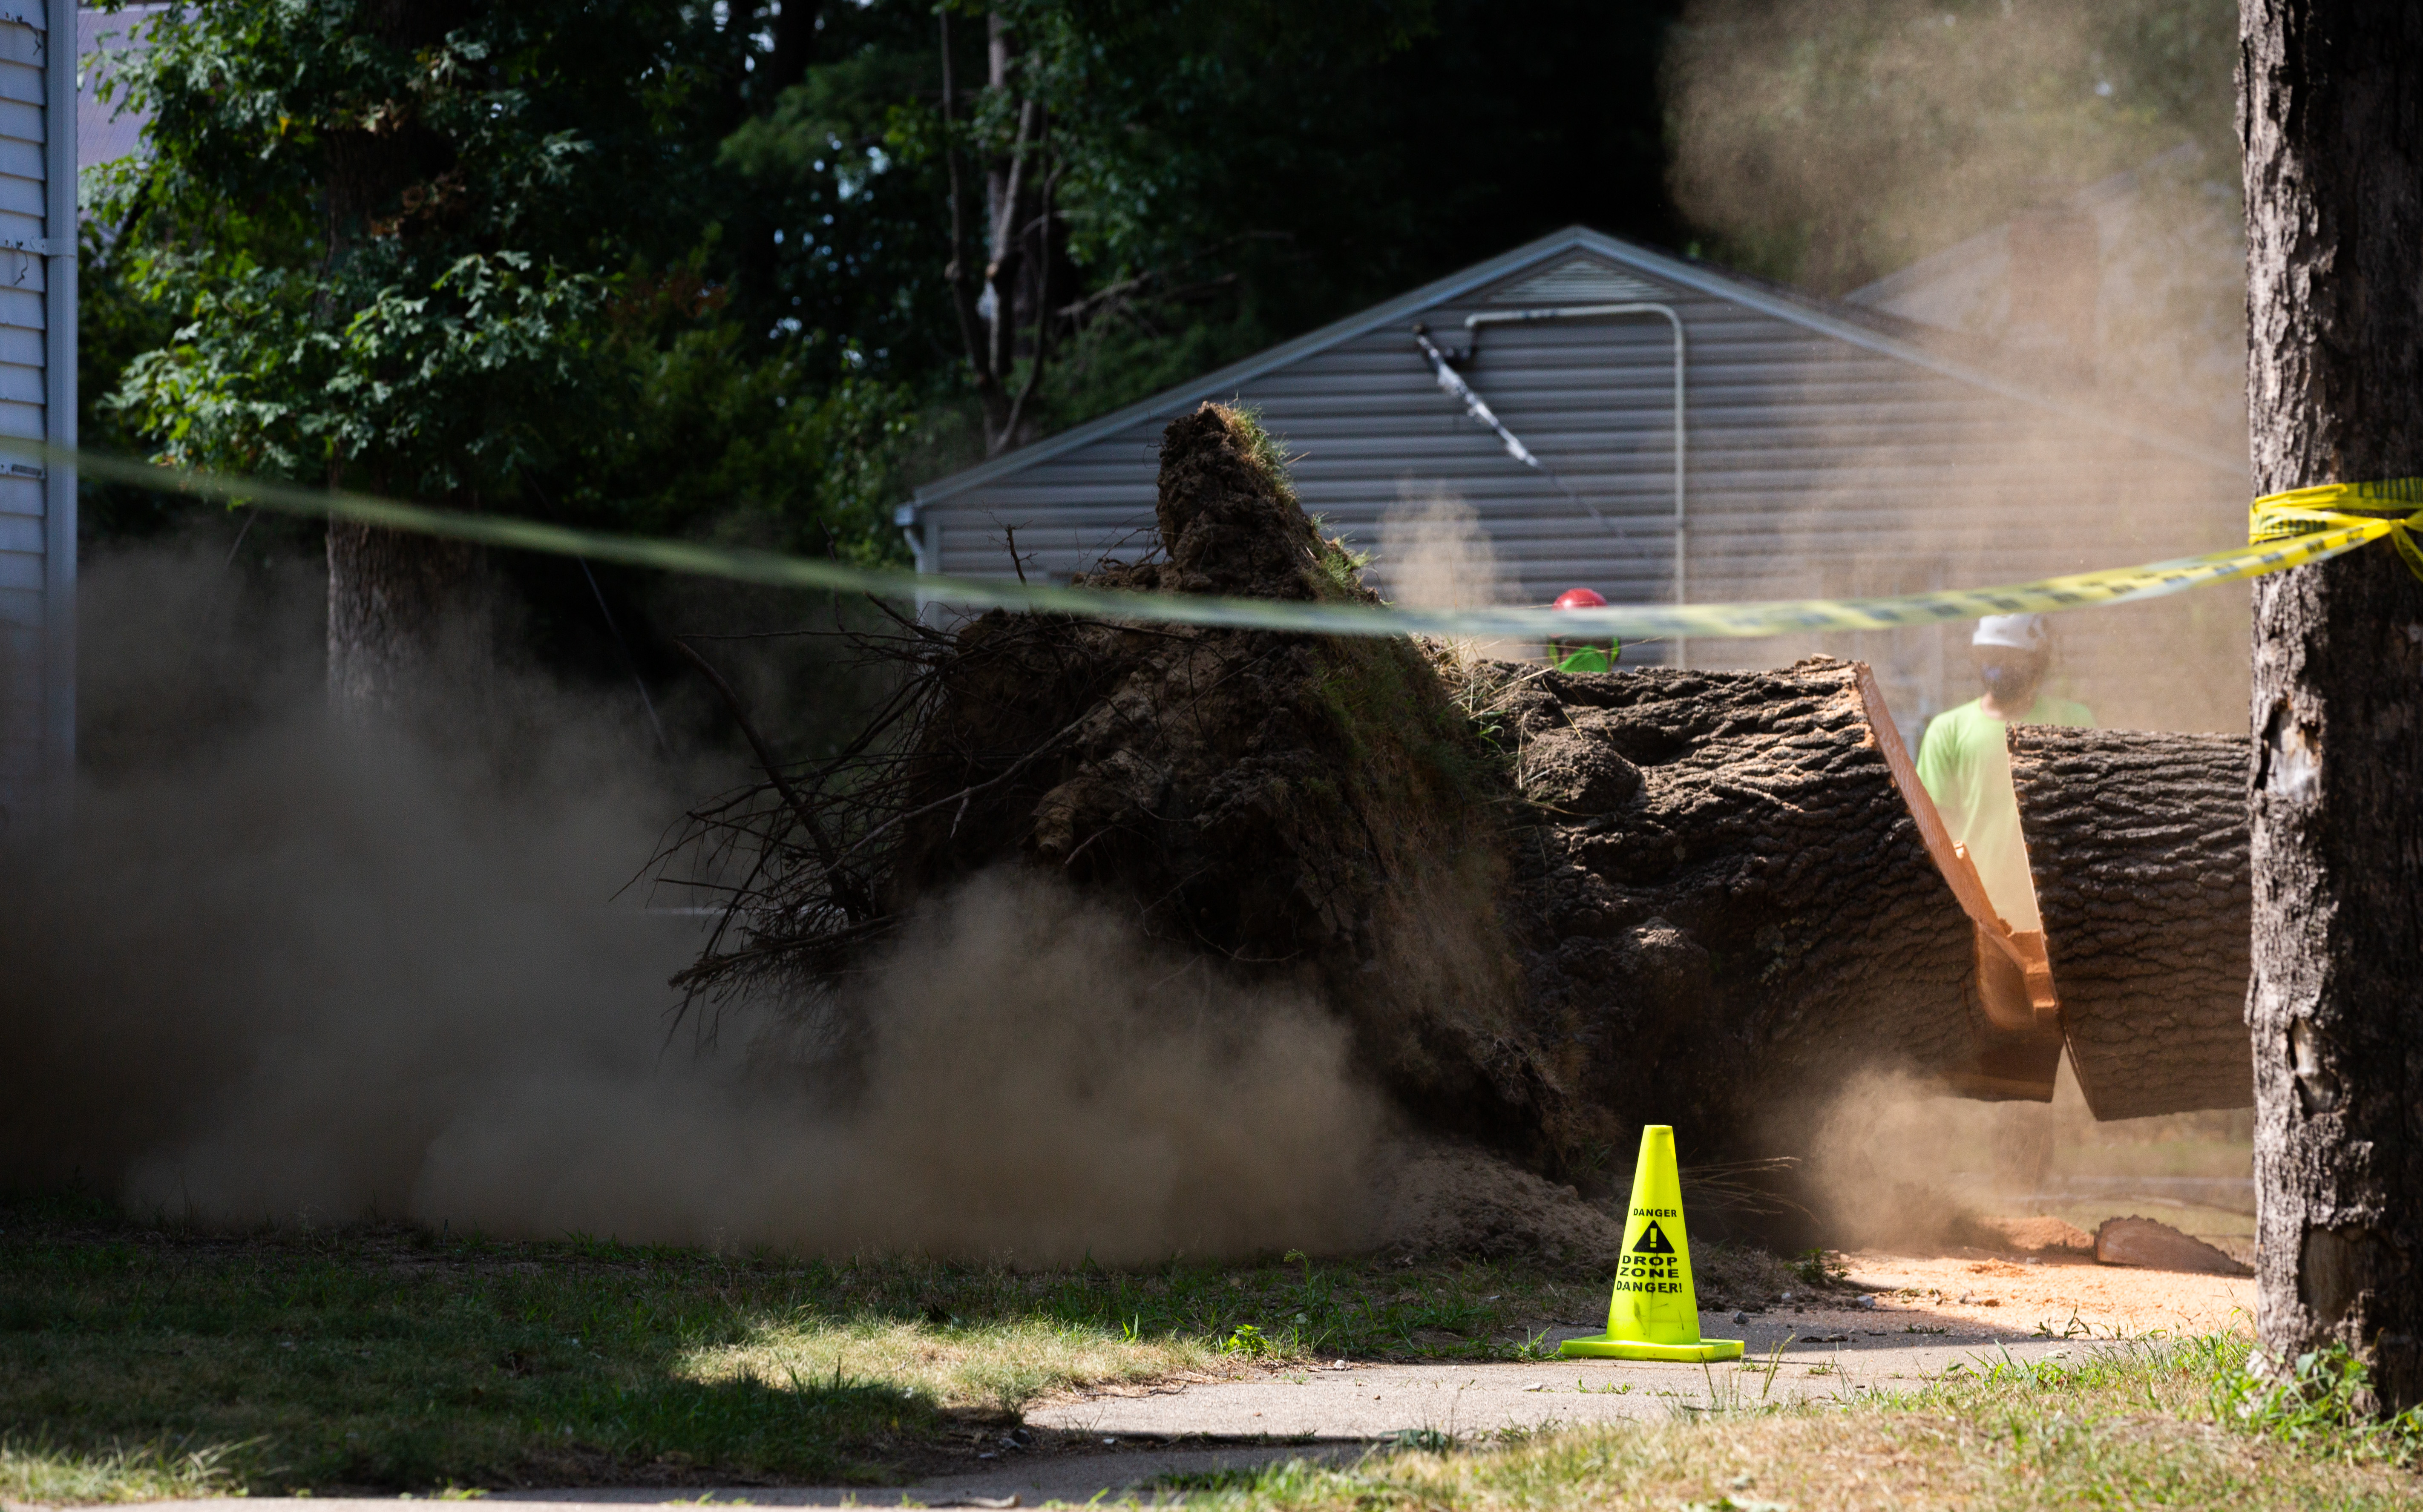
{"left": 2242, "top": 0, "right": 2423, "bottom": 1408}
{"left": 325, "top": 520, "right": 484, "bottom": 720}
{"left": 1498, "top": 658, "right": 2036, "bottom": 1176}
{"left": 2008, "top": 726, "right": 2253, "bottom": 1121}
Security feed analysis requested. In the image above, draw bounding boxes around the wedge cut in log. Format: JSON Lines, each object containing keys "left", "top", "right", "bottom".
{"left": 2008, "top": 725, "right": 2253, "bottom": 1120}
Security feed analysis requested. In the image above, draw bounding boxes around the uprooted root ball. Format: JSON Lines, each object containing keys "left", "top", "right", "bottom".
{"left": 670, "top": 403, "right": 2000, "bottom": 1231}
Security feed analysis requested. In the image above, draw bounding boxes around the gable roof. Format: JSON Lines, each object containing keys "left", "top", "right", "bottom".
{"left": 911, "top": 225, "right": 2239, "bottom": 513}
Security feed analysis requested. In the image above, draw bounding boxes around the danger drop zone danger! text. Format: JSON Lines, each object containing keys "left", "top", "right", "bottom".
{"left": 1613, "top": 1215, "right": 1684, "bottom": 1294}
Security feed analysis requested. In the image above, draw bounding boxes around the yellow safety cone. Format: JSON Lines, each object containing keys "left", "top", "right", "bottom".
{"left": 1559, "top": 1124, "right": 1744, "bottom": 1361}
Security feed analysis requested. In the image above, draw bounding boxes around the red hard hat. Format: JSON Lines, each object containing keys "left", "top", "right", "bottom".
{"left": 1553, "top": 588, "right": 1608, "bottom": 610}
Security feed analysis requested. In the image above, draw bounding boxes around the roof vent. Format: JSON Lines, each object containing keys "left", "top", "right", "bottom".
{"left": 1490, "top": 256, "right": 1668, "bottom": 304}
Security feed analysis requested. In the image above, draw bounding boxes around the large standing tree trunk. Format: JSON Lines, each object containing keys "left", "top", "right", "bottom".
{"left": 2007, "top": 726, "right": 2252, "bottom": 1121}
{"left": 2242, "top": 0, "right": 2423, "bottom": 1411}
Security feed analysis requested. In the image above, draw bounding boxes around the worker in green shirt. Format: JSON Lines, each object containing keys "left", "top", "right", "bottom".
{"left": 1916, "top": 614, "right": 2092, "bottom": 933}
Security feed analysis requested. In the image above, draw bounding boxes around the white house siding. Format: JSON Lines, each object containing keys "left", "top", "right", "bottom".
{"left": 0, "top": 0, "right": 72, "bottom": 836}
{"left": 909, "top": 228, "right": 2246, "bottom": 736}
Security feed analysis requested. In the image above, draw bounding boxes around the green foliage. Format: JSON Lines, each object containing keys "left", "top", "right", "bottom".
{"left": 79, "top": 0, "right": 1698, "bottom": 573}
{"left": 116, "top": 248, "right": 606, "bottom": 496}
{"left": 556, "top": 300, "right": 912, "bottom": 558}
{"left": 2213, "top": 1342, "right": 2423, "bottom": 1466}
{"left": 86, "top": 0, "right": 908, "bottom": 559}
{"left": 1790, "top": 1248, "right": 1847, "bottom": 1289}
{"left": 1222, "top": 405, "right": 1298, "bottom": 501}
{"left": 0, "top": 1433, "right": 249, "bottom": 1504}
{"left": 716, "top": 0, "right": 1692, "bottom": 446}
{"left": 1315, "top": 537, "right": 1375, "bottom": 598}
{"left": 1220, "top": 1322, "right": 1273, "bottom": 1357}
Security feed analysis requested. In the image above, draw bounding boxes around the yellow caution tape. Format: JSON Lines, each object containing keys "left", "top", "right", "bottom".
{"left": 2247, "top": 477, "right": 2423, "bottom": 581}
{"left": 12, "top": 434, "right": 2411, "bottom": 644}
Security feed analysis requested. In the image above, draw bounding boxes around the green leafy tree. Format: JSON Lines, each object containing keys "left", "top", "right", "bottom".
{"left": 92, "top": 0, "right": 907, "bottom": 713}
{"left": 82, "top": 0, "right": 1692, "bottom": 713}
{"left": 723, "top": 0, "right": 1687, "bottom": 459}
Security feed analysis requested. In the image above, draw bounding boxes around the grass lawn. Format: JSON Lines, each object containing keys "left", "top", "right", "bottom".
{"left": 1173, "top": 1339, "right": 2421, "bottom": 1510}
{"left": 0, "top": 1192, "right": 1624, "bottom": 1499}
{"left": 5, "top": 1193, "right": 2414, "bottom": 1508}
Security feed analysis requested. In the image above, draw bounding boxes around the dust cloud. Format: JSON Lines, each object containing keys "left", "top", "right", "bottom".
{"left": 406, "top": 870, "right": 1381, "bottom": 1262}
{"left": 1797, "top": 1069, "right": 2032, "bottom": 1250}
{"left": 0, "top": 542, "right": 1380, "bottom": 1262}
{"left": 1664, "top": 0, "right": 2240, "bottom": 312}
{"left": 1660, "top": 0, "right": 2249, "bottom": 740}
{"left": 1796, "top": 1063, "right": 2253, "bottom": 1254}
{"left": 1374, "top": 490, "right": 1523, "bottom": 661}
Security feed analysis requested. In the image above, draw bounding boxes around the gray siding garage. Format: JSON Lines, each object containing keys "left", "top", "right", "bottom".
{"left": 0, "top": 0, "right": 74, "bottom": 836}
{"left": 902, "top": 227, "right": 2247, "bottom": 735}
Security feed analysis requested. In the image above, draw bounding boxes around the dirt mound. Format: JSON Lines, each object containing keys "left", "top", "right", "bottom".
{"left": 1362, "top": 1140, "right": 1626, "bottom": 1270}
{"left": 1151, "top": 405, "right": 1334, "bottom": 598}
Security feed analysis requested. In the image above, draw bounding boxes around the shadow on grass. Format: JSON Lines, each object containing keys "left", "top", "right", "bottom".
{"left": 0, "top": 1191, "right": 1009, "bottom": 1492}
{"left": 0, "top": 1188, "right": 1619, "bottom": 1494}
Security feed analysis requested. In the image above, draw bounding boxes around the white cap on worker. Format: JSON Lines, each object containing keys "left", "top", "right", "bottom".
{"left": 1973, "top": 613, "right": 2050, "bottom": 651}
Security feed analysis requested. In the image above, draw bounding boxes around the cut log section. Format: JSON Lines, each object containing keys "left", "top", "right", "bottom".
{"left": 2008, "top": 725, "right": 2253, "bottom": 1120}
{"left": 1500, "top": 655, "right": 2056, "bottom": 1157}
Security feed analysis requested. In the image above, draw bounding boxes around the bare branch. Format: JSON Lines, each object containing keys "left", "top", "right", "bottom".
{"left": 672, "top": 638, "right": 873, "bottom": 923}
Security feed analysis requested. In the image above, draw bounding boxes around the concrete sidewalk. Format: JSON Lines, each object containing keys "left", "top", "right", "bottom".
{"left": 90, "top": 1314, "right": 2081, "bottom": 1511}
{"left": 1025, "top": 1311, "right": 2074, "bottom": 1443}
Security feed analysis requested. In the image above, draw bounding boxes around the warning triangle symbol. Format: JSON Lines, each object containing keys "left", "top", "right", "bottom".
{"left": 1631, "top": 1219, "right": 1677, "bottom": 1256}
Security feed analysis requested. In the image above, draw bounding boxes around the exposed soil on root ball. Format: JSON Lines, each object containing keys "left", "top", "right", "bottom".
{"left": 874, "top": 405, "right": 1556, "bottom": 1158}
{"left": 676, "top": 403, "right": 2000, "bottom": 1241}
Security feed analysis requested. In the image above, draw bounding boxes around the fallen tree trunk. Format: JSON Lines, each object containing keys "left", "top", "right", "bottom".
{"left": 1496, "top": 657, "right": 2040, "bottom": 1162}
{"left": 2008, "top": 725, "right": 2253, "bottom": 1120}
{"left": 673, "top": 402, "right": 2040, "bottom": 1206}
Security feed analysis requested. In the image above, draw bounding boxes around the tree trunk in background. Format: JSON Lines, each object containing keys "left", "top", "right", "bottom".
{"left": 2007, "top": 726, "right": 2251, "bottom": 1121}
{"left": 325, "top": 522, "right": 483, "bottom": 720}
{"left": 2242, "top": 0, "right": 2423, "bottom": 1411}
{"left": 322, "top": 0, "right": 482, "bottom": 722}
{"left": 938, "top": 11, "right": 1054, "bottom": 457}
